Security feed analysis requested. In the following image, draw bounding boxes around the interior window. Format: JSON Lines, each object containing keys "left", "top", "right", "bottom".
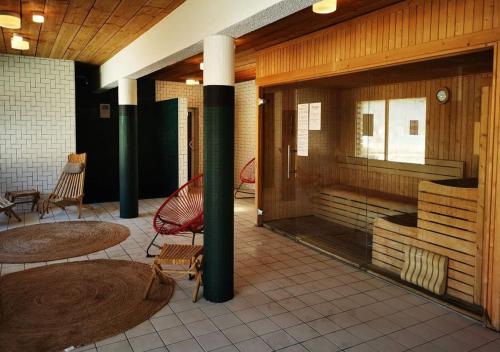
{"left": 387, "top": 98, "right": 427, "bottom": 164}
{"left": 355, "top": 100, "right": 386, "bottom": 160}
{"left": 355, "top": 98, "right": 426, "bottom": 164}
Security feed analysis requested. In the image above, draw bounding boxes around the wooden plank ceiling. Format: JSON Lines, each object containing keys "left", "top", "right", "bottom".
{"left": 152, "top": 0, "right": 404, "bottom": 83}
{"left": 0, "top": 0, "right": 184, "bottom": 64}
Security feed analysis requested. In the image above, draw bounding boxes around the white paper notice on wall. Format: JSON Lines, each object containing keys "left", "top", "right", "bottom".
{"left": 309, "top": 102, "right": 321, "bottom": 130}
{"left": 297, "top": 103, "right": 309, "bottom": 156}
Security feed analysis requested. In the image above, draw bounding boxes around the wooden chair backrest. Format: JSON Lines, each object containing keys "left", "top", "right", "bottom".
{"left": 52, "top": 153, "right": 87, "bottom": 200}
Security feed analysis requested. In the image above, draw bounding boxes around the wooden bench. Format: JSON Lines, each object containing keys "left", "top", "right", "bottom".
{"left": 372, "top": 178, "right": 481, "bottom": 305}
{"left": 314, "top": 184, "right": 417, "bottom": 231}
{"left": 336, "top": 156, "right": 465, "bottom": 199}
{"left": 337, "top": 156, "right": 465, "bottom": 180}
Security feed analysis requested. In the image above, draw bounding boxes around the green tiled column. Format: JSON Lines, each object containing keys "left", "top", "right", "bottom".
{"left": 119, "top": 105, "right": 138, "bottom": 218}
{"left": 203, "top": 86, "right": 235, "bottom": 302}
{"left": 118, "top": 79, "right": 138, "bottom": 218}
{"left": 203, "top": 35, "right": 235, "bottom": 302}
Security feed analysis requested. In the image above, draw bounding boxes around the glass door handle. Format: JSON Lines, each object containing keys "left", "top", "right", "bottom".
{"left": 287, "top": 145, "right": 297, "bottom": 179}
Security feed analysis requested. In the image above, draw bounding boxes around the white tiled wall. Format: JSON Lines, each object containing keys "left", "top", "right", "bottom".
{"left": 0, "top": 54, "right": 75, "bottom": 196}
{"left": 155, "top": 80, "right": 257, "bottom": 188}
{"left": 235, "top": 80, "right": 257, "bottom": 188}
{"left": 156, "top": 81, "right": 204, "bottom": 175}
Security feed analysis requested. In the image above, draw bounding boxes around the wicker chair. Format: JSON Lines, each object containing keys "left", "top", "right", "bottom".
{"left": 234, "top": 157, "right": 255, "bottom": 199}
{"left": 38, "top": 153, "right": 87, "bottom": 219}
{"left": 147, "top": 174, "right": 204, "bottom": 257}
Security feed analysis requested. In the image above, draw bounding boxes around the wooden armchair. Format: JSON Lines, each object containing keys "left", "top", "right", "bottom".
{"left": 38, "top": 153, "right": 87, "bottom": 219}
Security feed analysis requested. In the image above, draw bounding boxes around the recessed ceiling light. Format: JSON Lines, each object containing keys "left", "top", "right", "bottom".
{"left": 11, "top": 35, "right": 29, "bottom": 50}
{"left": 200, "top": 62, "right": 204, "bottom": 70}
{"left": 313, "top": 0, "right": 337, "bottom": 14}
{"left": 186, "top": 79, "right": 200, "bottom": 85}
{"left": 32, "top": 12, "right": 45, "bottom": 23}
{"left": 0, "top": 11, "right": 21, "bottom": 29}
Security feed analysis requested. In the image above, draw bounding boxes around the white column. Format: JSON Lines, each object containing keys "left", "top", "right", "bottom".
{"left": 118, "top": 78, "right": 137, "bottom": 105}
{"left": 203, "top": 35, "right": 235, "bottom": 86}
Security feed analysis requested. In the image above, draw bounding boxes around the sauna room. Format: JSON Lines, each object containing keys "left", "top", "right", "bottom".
{"left": 260, "top": 49, "right": 493, "bottom": 311}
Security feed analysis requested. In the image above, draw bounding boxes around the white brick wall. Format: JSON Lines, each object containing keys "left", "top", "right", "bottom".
{"left": 155, "top": 80, "right": 257, "bottom": 187}
{"left": 156, "top": 81, "right": 204, "bottom": 175}
{"left": 0, "top": 54, "right": 75, "bottom": 197}
{"left": 235, "top": 80, "right": 256, "bottom": 187}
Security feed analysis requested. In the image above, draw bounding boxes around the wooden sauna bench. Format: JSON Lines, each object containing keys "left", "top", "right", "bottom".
{"left": 314, "top": 184, "right": 417, "bottom": 232}
{"left": 372, "top": 178, "right": 481, "bottom": 306}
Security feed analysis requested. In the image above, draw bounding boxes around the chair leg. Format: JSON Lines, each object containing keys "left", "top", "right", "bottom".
{"left": 39, "top": 200, "right": 48, "bottom": 219}
{"left": 144, "top": 265, "right": 158, "bottom": 300}
{"left": 234, "top": 182, "right": 255, "bottom": 199}
{"left": 8, "top": 209, "right": 21, "bottom": 222}
{"left": 192, "top": 271, "right": 202, "bottom": 302}
{"left": 188, "top": 232, "right": 197, "bottom": 280}
{"left": 234, "top": 182, "right": 244, "bottom": 198}
{"left": 146, "top": 233, "right": 161, "bottom": 257}
{"left": 31, "top": 194, "right": 39, "bottom": 211}
{"left": 77, "top": 199, "right": 83, "bottom": 219}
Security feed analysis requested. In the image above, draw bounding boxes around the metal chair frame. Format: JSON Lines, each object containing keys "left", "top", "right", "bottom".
{"left": 234, "top": 157, "right": 256, "bottom": 199}
{"left": 147, "top": 174, "right": 204, "bottom": 257}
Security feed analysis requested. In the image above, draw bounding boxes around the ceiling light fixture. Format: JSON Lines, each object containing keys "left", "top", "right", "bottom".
{"left": 32, "top": 12, "right": 44, "bottom": 23}
{"left": 186, "top": 79, "right": 200, "bottom": 85}
{"left": 200, "top": 62, "right": 204, "bottom": 70}
{"left": 11, "top": 34, "right": 29, "bottom": 50}
{"left": 312, "top": 0, "right": 337, "bottom": 14}
{"left": 0, "top": 11, "right": 21, "bottom": 29}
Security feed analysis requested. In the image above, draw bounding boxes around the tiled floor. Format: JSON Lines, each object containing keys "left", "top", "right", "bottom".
{"left": 1, "top": 199, "right": 499, "bottom": 352}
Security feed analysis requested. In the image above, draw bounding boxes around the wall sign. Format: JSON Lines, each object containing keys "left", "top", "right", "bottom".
{"left": 409, "top": 120, "right": 419, "bottom": 135}
{"left": 309, "top": 102, "right": 321, "bottom": 130}
{"left": 100, "top": 104, "right": 110, "bottom": 118}
{"left": 297, "top": 103, "right": 309, "bottom": 156}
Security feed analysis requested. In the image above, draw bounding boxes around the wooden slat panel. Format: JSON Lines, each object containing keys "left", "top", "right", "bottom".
{"left": 256, "top": 0, "right": 499, "bottom": 86}
{"left": 374, "top": 226, "right": 475, "bottom": 265}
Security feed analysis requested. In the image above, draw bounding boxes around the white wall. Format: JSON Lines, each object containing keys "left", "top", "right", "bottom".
{"left": 0, "top": 54, "right": 75, "bottom": 197}
{"left": 235, "top": 80, "right": 257, "bottom": 187}
{"left": 156, "top": 80, "right": 257, "bottom": 188}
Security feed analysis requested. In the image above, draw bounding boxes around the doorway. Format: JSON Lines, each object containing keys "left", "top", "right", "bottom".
{"left": 187, "top": 108, "right": 200, "bottom": 179}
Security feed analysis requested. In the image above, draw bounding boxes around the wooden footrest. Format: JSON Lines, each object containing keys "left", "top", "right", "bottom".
{"left": 145, "top": 244, "right": 204, "bottom": 302}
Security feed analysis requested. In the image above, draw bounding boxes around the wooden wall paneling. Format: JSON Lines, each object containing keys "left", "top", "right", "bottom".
{"left": 482, "top": 42, "right": 500, "bottom": 330}
{"left": 333, "top": 73, "right": 491, "bottom": 199}
{"left": 256, "top": 0, "right": 500, "bottom": 87}
{"left": 475, "top": 85, "right": 490, "bottom": 305}
{"left": 253, "top": 0, "right": 500, "bottom": 328}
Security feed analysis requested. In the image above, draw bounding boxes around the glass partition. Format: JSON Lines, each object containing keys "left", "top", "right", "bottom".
{"left": 260, "top": 50, "right": 493, "bottom": 284}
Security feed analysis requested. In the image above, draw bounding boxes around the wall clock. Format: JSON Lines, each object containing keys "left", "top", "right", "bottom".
{"left": 436, "top": 87, "right": 450, "bottom": 104}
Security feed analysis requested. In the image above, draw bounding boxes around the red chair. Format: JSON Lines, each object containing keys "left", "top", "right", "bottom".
{"left": 234, "top": 158, "right": 255, "bottom": 199}
{"left": 147, "top": 174, "right": 204, "bottom": 257}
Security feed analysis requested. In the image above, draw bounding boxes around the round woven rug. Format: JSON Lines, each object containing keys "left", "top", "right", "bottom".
{"left": 0, "top": 221, "right": 130, "bottom": 263}
{"left": 0, "top": 260, "right": 174, "bottom": 352}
